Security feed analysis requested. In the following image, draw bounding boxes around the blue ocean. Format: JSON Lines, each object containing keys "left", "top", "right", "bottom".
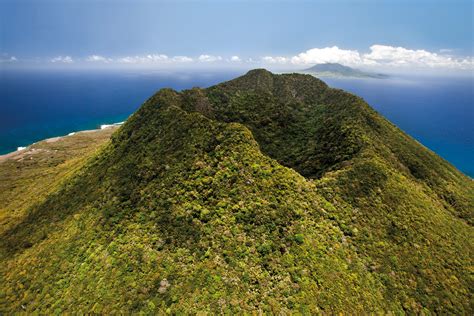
{"left": 1, "top": 70, "right": 472, "bottom": 177}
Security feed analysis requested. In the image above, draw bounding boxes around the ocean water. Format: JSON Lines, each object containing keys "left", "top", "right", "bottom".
{"left": 0, "top": 69, "right": 472, "bottom": 177}
{"left": 324, "top": 75, "right": 473, "bottom": 177}
{"left": 0, "top": 69, "right": 242, "bottom": 153}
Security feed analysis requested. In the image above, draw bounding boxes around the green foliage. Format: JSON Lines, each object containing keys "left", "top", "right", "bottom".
{"left": 0, "top": 128, "right": 117, "bottom": 238}
{"left": 1, "top": 69, "right": 472, "bottom": 314}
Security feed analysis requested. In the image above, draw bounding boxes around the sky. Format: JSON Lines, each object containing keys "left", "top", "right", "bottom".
{"left": 0, "top": 0, "right": 473, "bottom": 72}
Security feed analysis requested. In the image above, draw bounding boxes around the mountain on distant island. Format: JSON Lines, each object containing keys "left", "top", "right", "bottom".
{"left": 303, "top": 62, "right": 388, "bottom": 78}
{"left": 1, "top": 69, "right": 472, "bottom": 314}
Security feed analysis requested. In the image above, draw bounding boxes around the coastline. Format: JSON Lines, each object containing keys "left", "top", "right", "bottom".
{"left": 0, "top": 122, "right": 124, "bottom": 163}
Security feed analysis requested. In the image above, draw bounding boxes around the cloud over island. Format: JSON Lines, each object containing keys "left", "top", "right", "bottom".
{"left": 264, "top": 45, "right": 473, "bottom": 70}
{"left": 81, "top": 45, "right": 474, "bottom": 70}
{"left": 6, "top": 45, "right": 473, "bottom": 72}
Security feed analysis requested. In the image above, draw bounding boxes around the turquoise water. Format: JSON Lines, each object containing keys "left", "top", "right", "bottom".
{"left": 0, "top": 69, "right": 242, "bottom": 153}
{"left": 0, "top": 69, "right": 472, "bottom": 177}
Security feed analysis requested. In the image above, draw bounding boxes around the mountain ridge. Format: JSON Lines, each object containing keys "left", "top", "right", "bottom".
{"left": 1, "top": 69, "right": 472, "bottom": 313}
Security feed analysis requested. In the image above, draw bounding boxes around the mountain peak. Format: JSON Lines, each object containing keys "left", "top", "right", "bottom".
{"left": 211, "top": 69, "right": 328, "bottom": 102}
{"left": 1, "top": 70, "right": 472, "bottom": 314}
{"left": 244, "top": 68, "right": 273, "bottom": 76}
{"left": 306, "top": 62, "right": 353, "bottom": 71}
{"left": 303, "top": 62, "right": 387, "bottom": 78}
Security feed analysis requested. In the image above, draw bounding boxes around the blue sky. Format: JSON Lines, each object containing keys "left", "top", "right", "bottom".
{"left": 1, "top": 0, "right": 473, "bottom": 71}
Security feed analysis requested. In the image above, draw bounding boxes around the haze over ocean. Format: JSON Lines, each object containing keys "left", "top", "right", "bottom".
{"left": 0, "top": 70, "right": 472, "bottom": 177}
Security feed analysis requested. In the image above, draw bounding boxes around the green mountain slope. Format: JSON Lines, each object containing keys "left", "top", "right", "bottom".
{"left": 0, "top": 128, "right": 117, "bottom": 235}
{"left": 1, "top": 70, "right": 472, "bottom": 314}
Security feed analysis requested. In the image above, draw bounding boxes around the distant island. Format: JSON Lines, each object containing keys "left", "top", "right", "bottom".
{"left": 302, "top": 62, "right": 388, "bottom": 78}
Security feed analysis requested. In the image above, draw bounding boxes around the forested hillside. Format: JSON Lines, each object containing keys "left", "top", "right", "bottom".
{"left": 1, "top": 70, "right": 472, "bottom": 314}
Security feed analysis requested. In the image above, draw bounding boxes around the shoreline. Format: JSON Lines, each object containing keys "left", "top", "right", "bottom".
{"left": 0, "top": 122, "right": 124, "bottom": 163}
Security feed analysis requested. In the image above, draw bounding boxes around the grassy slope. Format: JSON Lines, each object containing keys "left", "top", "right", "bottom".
{"left": 1, "top": 92, "right": 392, "bottom": 313}
{"left": 0, "top": 128, "right": 117, "bottom": 236}
{"left": 1, "top": 70, "right": 472, "bottom": 313}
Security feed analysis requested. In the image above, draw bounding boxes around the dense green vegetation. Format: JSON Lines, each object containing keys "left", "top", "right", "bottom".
{"left": 0, "top": 128, "right": 117, "bottom": 235}
{"left": 1, "top": 70, "right": 472, "bottom": 313}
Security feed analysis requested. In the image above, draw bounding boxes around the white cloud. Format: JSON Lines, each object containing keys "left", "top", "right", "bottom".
{"left": 171, "top": 56, "right": 193, "bottom": 63}
{"left": 51, "top": 56, "right": 74, "bottom": 63}
{"left": 146, "top": 54, "right": 169, "bottom": 62}
{"left": 116, "top": 54, "right": 169, "bottom": 64}
{"left": 198, "top": 54, "right": 223, "bottom": 62}
{"left": 262, "top": 56, "right": 289, "bottom": 64}
{"left": 115, "top": 54, "right": 194, "bottom": 64}
{"left": 230, "top": 55, "right": 241, "bottom": 62}
{"left": 362, "top": 45, "right": 472, "bottom": 69}
{"left": 290, "top": 46, "right": 362, "bottom": 66}
{"left": 86, "top": 55, "right": 112, "bottom": 63}
{"left": 117, "top": 57, "right": 133, "bottom": 63}
{"left": 0, "top": 55, "right": 17, "bottom": 63}
{"left": 36, "top": 46, "right": 472, "bottom": 71}
{"left": 116, "top": 56, "right": 138, "bottom": 64}
{"left": 259, "top": 45, "right": 472, "bottom": 70}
